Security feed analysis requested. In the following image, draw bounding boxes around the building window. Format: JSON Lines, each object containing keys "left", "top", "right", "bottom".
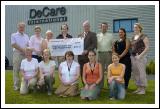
{"left": 113, "top": 18, "right": 138, "bottom": 33}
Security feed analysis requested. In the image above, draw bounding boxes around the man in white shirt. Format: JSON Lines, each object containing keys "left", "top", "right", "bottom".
{"left": 11, "top": 22, "right": 29, "bottom": 90}
{"left": 97, "top": 22, "right": 114, "bottom": 89}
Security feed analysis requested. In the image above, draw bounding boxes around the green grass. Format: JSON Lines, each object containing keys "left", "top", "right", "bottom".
{"left": 5, "top": 70, "right": 155, "bottom": 104}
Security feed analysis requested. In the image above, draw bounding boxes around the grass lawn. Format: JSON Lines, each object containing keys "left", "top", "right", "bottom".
{"left": 5, "top": 70, "right": 155, "bottom": 104}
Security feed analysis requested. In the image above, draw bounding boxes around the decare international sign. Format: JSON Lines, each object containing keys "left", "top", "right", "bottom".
{"left": 28, "top": 6, "right": 67, "bottom": 25}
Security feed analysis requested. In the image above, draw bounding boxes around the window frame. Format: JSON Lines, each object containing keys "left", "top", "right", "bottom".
{"left": 113, "top": 18, "right": 138, "bottom": 33}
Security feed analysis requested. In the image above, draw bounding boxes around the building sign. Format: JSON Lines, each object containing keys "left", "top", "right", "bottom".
{"left": 28, "top": 6, "right": 67, "bottom": 25}
{"left": 48, "top": 38, "right": 84, "bottom": 56}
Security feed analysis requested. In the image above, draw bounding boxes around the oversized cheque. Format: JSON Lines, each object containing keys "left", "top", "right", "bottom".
{"left": 48, "top": 38, "right": 84, "bottom": 56}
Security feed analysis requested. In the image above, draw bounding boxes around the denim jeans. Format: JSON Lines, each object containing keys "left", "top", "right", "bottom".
{"left": 44, "top": 75, "right": 54, "bottom": 92}
{"left": 109, "top": 80, "right": 125, "bottom": 99}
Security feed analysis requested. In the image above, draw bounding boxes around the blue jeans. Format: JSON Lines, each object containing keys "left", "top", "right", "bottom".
{"left": 109, "top": 80, "right": 125, "bottom": 99}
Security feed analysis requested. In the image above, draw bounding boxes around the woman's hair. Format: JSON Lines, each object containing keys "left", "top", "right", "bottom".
{"left": 61, "top": 24, "right": 69, "bottom": 30}
{"left": 64, "top": 51, "right": 74, "bottom": 60}
{"left": 112, "top": 53, "right": 120, "bottom": 58}
{"left": 34, "top": 25, "right": 41, "bottom": 31}
{"left": 88, "top": 50, "right": 96, "bottom": 56}
{"left": 42, "top": 49, "right": 51, "bottom": 61}
{"left": 119, "top": 27, "right": 127, "bottom": 39}
{"left": 101, "top": 22, "right": 108, "bottom": 27}
{"left": 45, "top": 30, "right": 53, "bottom": 39}
{"left": 134, "top": 23, "right": 143, "bottom": 32}
{"left": 46, "top": 30, "right": 53, "bottom": 35}
{"left": 25, "top": 47, "right": 33, "bottom": 52}
{"left": 43, "top": 49, "right": 50, "bottom": 55}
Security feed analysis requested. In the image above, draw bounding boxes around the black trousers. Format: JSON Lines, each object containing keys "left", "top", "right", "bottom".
{"left": 32, "top": 55, "right": 42, "bottom": 63}
{"left": 119, "top": 56, "right": 132, "bottom": 89}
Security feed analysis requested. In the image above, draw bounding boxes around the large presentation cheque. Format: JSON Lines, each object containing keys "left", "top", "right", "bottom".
{"left": 48, "top": 38, "right": 84, "bottom": 56}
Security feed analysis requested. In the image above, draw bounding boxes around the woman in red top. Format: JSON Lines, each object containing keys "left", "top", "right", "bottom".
{"left": 80, "top": 50, "right": 103, "bottom": 100}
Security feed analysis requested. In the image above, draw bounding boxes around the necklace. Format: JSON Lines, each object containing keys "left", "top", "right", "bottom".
{"left": 89, "top": 62, "right": 96, "bottom": 75}
{"left": 67, "top": 61, "right": 73, "bottom": 77}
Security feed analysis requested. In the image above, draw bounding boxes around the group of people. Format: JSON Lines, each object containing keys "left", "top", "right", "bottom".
{"left": 11, "top": 20, "right": 149, "bottom": 100}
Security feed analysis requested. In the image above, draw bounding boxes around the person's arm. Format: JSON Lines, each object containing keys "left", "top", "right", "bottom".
{"left": 20, "top": 61, "right": 24, "bottom": 77}
{"left": 39, "top": 63, "right": 44, "bottom": 79}
{"left": 41, "top": 39, "right": 47, "bottom": 52}
{"left": 20, "top": 69, "right": 25, "bottom": 79}
{"left": 20, "top": 61, "right": 27, "bottom": 80}
{"left": 119, "top": 39, "right": 131, "bottom": 59}
{"left": 107, "top": 64, "right": 114, "bottom": 84}
{"left": 139, "top": 37, "right": 149, "bottom": 58}
{"left": 11, "top": 34, "right": 25, "bottom": 53}
{"left": 87, "top": 33, "right": 97, "bottom": 51}
{"left": 29, "top": 36, "right": 34, "bottom": 50}
{"left": 83, "top": 64, "right": 89, "bottom": 90}
{"left": 12, "top": 43, "right": 25, "bottom": 54}
{"left": 112, "top": 40, "right": 116, "bottom": 53}
{"left": 82, "top": 64, "right": 87, "bottom": 85}
{"left": 120, "top": 64, "right": 125, "bottom": 78}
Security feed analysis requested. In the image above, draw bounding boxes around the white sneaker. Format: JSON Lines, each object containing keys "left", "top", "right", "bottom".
{"left": 109, "top": 97, "right": 115, "bottom": 100}
{"left": 132, "top": 88, "right": 140, "bottom": 94}
{"left": 14, "top": 87, "right": 19, "bottom": 91}
{"left": 136, "top": 90, "right": 145, "bottom": 94}
{"left": 48, "top": 92, "right": 52, "bottom": 96}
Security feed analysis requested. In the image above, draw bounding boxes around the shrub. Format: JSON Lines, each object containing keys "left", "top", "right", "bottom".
{"left": 146, "top": 59, "right": 155, "bottom": 75}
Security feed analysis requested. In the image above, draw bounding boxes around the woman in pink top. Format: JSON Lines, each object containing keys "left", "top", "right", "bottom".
{"left": 29, "top": 26, "right": 43, "bottom": 62}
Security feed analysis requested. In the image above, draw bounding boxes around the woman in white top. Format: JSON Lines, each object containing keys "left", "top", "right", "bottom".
{"left": 20, "top": 47, "right": 38, "bottom": 94}
{"left": 55, "top": 51, "right": 80, "bottom": 97}
{"left": 29, "top": 26, "right": 43, "bottom": 62}
{"left": 38, "top": 49, "right": 56, "bottom": 95}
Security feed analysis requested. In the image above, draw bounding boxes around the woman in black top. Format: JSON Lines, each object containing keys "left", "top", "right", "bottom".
{"left": 56, "top": 24, "right": 72, "bottom": 39}
{"left": 112, "top": 28, "right": 131, "bottom": 89}
{"left": 56, "top": 24, "right": 73, "bottom": 66}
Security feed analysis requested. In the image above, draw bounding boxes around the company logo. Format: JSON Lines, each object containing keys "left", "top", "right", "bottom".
{"left": 28, "top": 6, "right": 67, "bottom": 25}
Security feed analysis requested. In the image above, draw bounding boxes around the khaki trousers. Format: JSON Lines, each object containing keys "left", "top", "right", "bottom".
{"left": 13, "top": 51, "right": 25, "bottom": 89}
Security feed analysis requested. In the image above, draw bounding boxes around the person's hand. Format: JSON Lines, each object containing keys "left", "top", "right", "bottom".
{"left": 84, "top": 84, "right": 89, "bottom": 90}
{"left": 115, "top": 77, "right": 122, "bottom": 83}
{"left": 21, "top": 48, "right": 26, "bottom": 55}
{"left": 50, "top": 73, "right": 54, "bottom": 79}
{"left": 63, "top": 81, "right": 70, "bottom": 86}
{"left": 24, "top": 76, "right": 32, "bottom": 80}
{"left": 37, "top": 77, "right": 44, "bottom": 86}
{"left": 135, "top": 53, "right": 142, "bottom": 60}
{"left": 59, "top": 56, "right": 65, "bottom": 61}
{"left": 108, "top": 77, "right": 114, "bottom": 84}
{"left": 51, "top": 56, "right": 56, "bottom": 60}
{"left": 89, "top": 84, "right": 96, "bottom": 90}
{"left": 119, "top": 55, "right": 122, "bottom": 59}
